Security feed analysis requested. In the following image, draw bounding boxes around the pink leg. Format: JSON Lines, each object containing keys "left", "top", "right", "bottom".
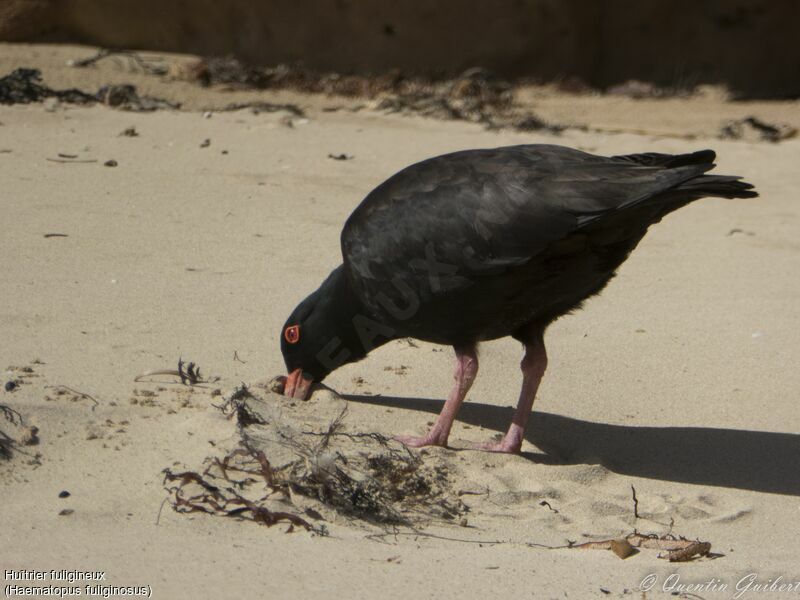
{"left": 395, "top": 345, "right": 478, "bottom": 448}
{"left": 474, "top": 333, "right": 548, "bottom": 454}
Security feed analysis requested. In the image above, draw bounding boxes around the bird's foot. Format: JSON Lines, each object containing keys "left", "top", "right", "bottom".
{"left": 469, "top": 437, "right": 522, "bottom": 454}
{"left": 394, "top": 434, "right": 447, "bottom": 449}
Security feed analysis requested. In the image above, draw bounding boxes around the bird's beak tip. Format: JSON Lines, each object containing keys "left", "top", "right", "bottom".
{"left": 284, "top": 368, "right": 313, "bottom": 400}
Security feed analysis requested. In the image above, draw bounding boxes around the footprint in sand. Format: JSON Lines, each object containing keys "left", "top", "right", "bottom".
{"left": 558, "top": 464, "right": 612, "bottom": 485}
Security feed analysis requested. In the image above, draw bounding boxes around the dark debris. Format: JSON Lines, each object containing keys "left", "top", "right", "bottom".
{"left": 218, "top": 101, "right": 305, "bottom": 117}
{"left": 172, "top": 59, "right": 558, "bottom": 132}
{"left": 0, "top": 68, "right": 95, "bottom": 105}
{"left": 0, "top": 68, "right": 180, "bottom": 112}
{"left": 720, "top": 116, "right": 797, "bottom": 143}
{"left": 96, "top": 84, "right": 180, "bottom": 111}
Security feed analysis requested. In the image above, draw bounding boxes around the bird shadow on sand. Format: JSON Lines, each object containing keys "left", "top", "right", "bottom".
{"left": 343, "top": 393, "right": 800, "bottom": 497}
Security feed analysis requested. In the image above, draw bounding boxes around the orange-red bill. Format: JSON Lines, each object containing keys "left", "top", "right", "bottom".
{"left": 284, "top": 368, "right": 313, "bottom": 400}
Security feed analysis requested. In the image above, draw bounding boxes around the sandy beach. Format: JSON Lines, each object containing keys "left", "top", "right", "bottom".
{"left": 1, "top": 43, "right": 799, "bottom": 599}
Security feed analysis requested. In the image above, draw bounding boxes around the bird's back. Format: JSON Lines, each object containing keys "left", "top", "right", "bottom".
{"left": 341, "top": 144, "right": 756, "bottom": 344}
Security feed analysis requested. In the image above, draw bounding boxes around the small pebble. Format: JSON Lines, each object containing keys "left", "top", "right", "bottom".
{"left": 20, "top": 426, "right": 39, "bottom": 446}
{"left": 58, "top": 490, "right": 71, "bottom": 498}
{"left": 58, "top": 509, "right": 74, "bottom": 516}
{"left": 610, "top": 539, "right": 635, "bottom": 559}
{"left": 4, "top": 381, "right": 17, "bottom": 392}
{"left": 104, "top": 159, "right": 118, "bottom": 167}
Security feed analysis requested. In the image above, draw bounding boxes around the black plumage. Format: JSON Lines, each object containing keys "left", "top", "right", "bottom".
{"left": 280, "top": 144, "right": 757, "bottom": 452}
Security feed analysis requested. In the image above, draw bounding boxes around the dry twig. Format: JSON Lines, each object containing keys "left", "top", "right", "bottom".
{"left": 46, "top": 158, "right": 98, "bottom": 164}
{"left": 631, "top": 484, "right": 640, "bottom": 518}
{"left": 69, "top": 49, "right": 168, "bottom": 76}
{"left": 44, "top": 385, "right": 99, "bottom": 410}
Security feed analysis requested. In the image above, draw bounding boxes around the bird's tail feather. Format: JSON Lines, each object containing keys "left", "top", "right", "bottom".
{"left": 613, "top": 149, "right": 758, "bottom": 200}
{"left": 678, "top": 175, "right": 759, "bottom": 199}
{"left": 613, "top": 149, "right": 717, "bottom": 169}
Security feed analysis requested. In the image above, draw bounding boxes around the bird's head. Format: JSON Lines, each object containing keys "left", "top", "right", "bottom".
{"left": 279, "top": 266, "right": 370, "bottom": 400}
{"left": 279, "top": 295, "right": 333, "bottom": 400}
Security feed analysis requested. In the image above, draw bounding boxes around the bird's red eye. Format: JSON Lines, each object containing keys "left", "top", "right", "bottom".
{"left": 284, "top": 325, "right": 300, "bottom": 344}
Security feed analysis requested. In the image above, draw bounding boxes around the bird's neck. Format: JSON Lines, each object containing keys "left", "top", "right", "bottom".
{"left": 315, "top": 266, "right": 397, "bottom": 372}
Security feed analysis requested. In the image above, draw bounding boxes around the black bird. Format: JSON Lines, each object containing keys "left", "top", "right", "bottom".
{"left": 280, "top": 144, "right": 757, "bottom": 453}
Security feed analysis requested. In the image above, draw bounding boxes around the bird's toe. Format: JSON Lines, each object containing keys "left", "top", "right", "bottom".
{"left": 469, "top": 438, "right": 522, "bottom": 454}
{"left": 394, "top": 434, "right": 447, "bottom": 449}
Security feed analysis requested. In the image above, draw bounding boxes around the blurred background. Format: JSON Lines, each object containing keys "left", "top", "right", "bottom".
{"left": 1, "top": 0, "right": 798, "bottom": 98}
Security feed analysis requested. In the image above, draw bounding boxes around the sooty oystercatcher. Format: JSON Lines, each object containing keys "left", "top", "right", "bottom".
{"left": 279, "top": 144, "right": 757, "bottom": 453}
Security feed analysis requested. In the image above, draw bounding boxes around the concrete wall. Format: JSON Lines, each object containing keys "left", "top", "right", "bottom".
{"left": 1, "top": 0, "right": 797, "bottom": 96}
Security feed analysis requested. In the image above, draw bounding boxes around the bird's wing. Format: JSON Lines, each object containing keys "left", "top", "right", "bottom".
{"left": 341, "top": 144, "right": 711, "bottom": 315}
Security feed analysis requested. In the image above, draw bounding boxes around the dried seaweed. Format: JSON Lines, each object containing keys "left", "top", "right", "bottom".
{"left": 166, "top": 384, "right": 466, "bottom": 534}
{"left": 134, "top": 358, "right": 213, "bottom": 385}
{"left": 0, "top": 68, "right": 179, "bottom": 112}
{"left": 215, "top": 384, "right": 265, "bottom": 427}
{"left": 549, "top": 486, "right": 715, "bottom": 561}
{"left": 0, "top": 404, "right": 22, "bottom": 458}
{"left": 277, "top": 433, "right": 426, "bottom": 524}
{"left": 243, "top": 402, "right": 467, "bottom": 526}
{"left": 720, "top": 116, "right": 797, "bottom": 143}
{"left": 180, "top": 55, "right": 275, "bottom": 88}
{"left": 218, "top": 101, "right": 305, "bottom": 117}
{"left": 568, "top": 532, "right": 714, "bottom": 562}
{"left": 0, "top": 68, "right": 95, "bottom": 105}
{"left": 68, "top": 49, "right": 169, "bottom": 76}
{"left": 96, "top": 84, "right": 180, "bottom": 111}
{"left": 171, "top": 58, "right": 558, "bottom": 132}
{"left": 0, "top": 404, "right": 38, "bottom": 459}
{"left": 163, "top": 448, "right": 324, "bottom": 533}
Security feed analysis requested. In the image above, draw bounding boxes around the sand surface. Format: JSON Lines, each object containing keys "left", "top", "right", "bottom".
{"left": 1, "top": 44, "right": 799, "bottom": 599}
